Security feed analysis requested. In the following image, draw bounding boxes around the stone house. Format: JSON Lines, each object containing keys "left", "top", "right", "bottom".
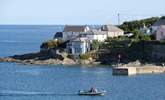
{"left": 101, "top": 24, "right": 124, "bottom": 37}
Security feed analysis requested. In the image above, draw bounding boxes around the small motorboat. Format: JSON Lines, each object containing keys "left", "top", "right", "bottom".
{"left": 78, "top": 89, "right": 106, "bottom": 96}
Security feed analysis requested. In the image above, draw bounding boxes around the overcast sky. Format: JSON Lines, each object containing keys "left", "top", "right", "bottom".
{"left": 0, "top": 0, "right": 165, "bottom": 25}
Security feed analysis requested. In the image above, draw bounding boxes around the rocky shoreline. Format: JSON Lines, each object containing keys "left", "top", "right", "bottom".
{"left": 0, "top": 52, "right": 100, "bottom": 65}
{"left": 0, "top": 55, "right": 164, "bottom": 68}
{"left": 0, "top": 52, "right": 164, "bottom": 67}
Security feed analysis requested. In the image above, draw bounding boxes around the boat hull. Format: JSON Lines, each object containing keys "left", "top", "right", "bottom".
{"left": 78, "top": 91, "right": 104, "bottom": 96}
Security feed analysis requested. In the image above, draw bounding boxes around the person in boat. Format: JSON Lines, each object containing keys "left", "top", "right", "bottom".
{"left": 90, "top": 87, "right": 98, "bottom": 93}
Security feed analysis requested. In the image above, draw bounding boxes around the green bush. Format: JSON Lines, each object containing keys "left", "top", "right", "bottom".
{"left": 80, "top": 54, "right": 91, "bottom": 60}
{"left": 141, "top": 35, "right": 151, "bottom": 41}
{"left": 40, "top": 40, "right": 63, "bottom": 49}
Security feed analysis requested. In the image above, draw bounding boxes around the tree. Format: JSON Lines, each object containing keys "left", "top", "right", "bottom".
{"left": 119, "top": 17, "right": 159, "bottom": 32}
{"left": 131, "top": 30, "right": 143, "bottom": 40}
{"left": 40, "top": 40, "right": 63, "bottom": 49}
{"left": 160, "top": 16, "right": 165, "bottom": 19}
{"left": 90, "top": 40, "right": 100, "bottom": 50}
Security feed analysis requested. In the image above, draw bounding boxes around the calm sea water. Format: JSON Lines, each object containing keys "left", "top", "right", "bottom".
{"left": 0, "top": 25, "right": 165, "bottom": 100}
{"left": 0, "top": 25, "right": 63, "bottom": 57}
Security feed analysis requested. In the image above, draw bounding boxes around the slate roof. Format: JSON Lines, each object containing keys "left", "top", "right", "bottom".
{"left": 101, "top": 25, "right": 124, "bottom": 32}
{"left": 64, "top": 25, "right": 88, "bottom": 32}
{"left": 89, "top": 30, "right": 107, "bottom": 35}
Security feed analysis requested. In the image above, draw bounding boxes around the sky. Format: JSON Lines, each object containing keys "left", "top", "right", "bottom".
{"left": 0, "top": 0, "right": 165, "bottom": 25}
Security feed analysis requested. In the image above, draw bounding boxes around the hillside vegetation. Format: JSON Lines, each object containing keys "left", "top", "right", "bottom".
{"left": 119, "top": 16, "right": 165, "bottom": 32}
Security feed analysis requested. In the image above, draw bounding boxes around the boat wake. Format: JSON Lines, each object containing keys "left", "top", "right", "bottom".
{"left": 0, "top": 91, "right": 76, "bottom": 96}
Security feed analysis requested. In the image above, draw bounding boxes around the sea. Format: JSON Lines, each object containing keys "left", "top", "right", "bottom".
{"left": 0, "top": 25, "right": 165, "bottom": 100}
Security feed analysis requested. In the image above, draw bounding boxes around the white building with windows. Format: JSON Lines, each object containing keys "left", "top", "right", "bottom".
{"left": 54, "top": 24, "right": 124, "bottom": 56}
{"left": 80, "top": 30, "right": 107, "bottom": 42}
{"left": 66, "top": 37, "right": 90, "bottom": 55}
{"left": 55, "top": 24, "right": 124, "bottom": 42}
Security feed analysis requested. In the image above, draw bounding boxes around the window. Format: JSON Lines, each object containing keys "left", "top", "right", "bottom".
{"left": 75, "top": 48, "right": 81, "bottom": 53}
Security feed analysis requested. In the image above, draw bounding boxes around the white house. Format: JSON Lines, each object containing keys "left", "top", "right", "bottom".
{"left": 151, "top": 19, "right": 165, "bottom": 33}
{"left": 62, "top": 25, "right": 90, "bottom": 41}
{"left": 101, "top": 25, "right": 124, "bottom": 37}
{"left": 66, "top": 37, "right": 90, "bottom": 55}
{"left": 156, "top": 25, "right": 165, "bottom": 40}
{"left": 80, "top": 30, "right": 107, "bottom": 42}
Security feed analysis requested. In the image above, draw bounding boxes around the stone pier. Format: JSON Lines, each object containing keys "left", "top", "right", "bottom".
{"left": 112, "top": 66, "right": 165, "bottom": 75}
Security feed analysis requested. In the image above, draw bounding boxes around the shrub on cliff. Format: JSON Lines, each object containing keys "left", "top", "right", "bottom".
{"left": 90, "top": 40, "right": 101, "bottom": 50}
{"left": 40, "top": 40, "right": 63, "bottom": 49}
{"left": 80, "top": 54, "right": 91, "bottom": 60}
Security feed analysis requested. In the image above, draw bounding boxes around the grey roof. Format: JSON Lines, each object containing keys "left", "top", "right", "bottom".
{"left": 101, "top": 25, "right": 124, "bottom": 32}
{"left": 153, "top": 19, "right": 165, "bottom": 26}
{"left": 89, "top": 30, "right": 107, "bottom": 35}
{"left": 64, "top": 25, "right": 88, "bottom": 32}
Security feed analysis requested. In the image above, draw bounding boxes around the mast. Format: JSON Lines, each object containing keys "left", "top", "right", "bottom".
{"left": 118, "top": 13, "right": 120, "bottom": 25}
